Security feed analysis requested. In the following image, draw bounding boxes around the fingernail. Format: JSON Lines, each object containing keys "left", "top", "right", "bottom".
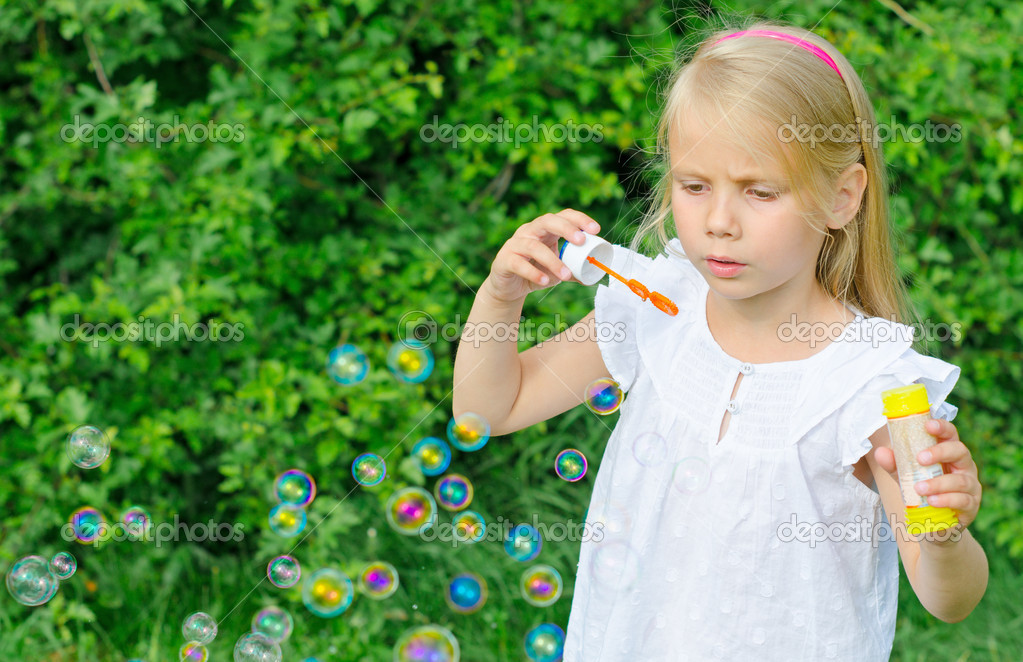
{"left": 540, "top": 275, "right": 549, "bottom": 285}
{"left": 574, "top": 231, "right": 585, "bottom": 243}
{"left": 560, "top": 267, "right": 571, "bottom": 280}
{"left": 588, "top": 222, "right": 599, "bottom": 232}
{"left": 919, "top": 450, "right": 932, "bottom": 464}
{"left": 915, "top": 481, "right": 929, "bottom": 495}
{"left": 926, "top": 420, "right": 939, "bottom": 431}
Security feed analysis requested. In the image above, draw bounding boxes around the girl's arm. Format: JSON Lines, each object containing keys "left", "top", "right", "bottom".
{"left": 864, "top": 422, "right": 988, "bottom": 622}
{"left": 452, "top": 210, "right": 612, "bottom": 436}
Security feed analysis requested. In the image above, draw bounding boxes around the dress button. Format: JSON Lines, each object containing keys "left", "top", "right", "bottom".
{"left": 727, "top": 399, "right": 739, "bottom": 414}
{"left": 740, "top": 362, "right": 754, "bottom": 375}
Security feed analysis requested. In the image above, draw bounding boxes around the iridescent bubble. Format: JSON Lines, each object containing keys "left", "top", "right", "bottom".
{"left": 385, "top": 487, "right": 437, "bottom": 536}
{"left": 554, "top": 449, "right": 587, "bottom": 482}
{"left": 358, "top": 561, "right": 398, "bottom": 600}
{"left": 352, "top": 453, "right": 387, "bottom": 487}
{"left": 451, "top": 511, "right": 486, "bottom": 544}
{"left": 672, "top": 456, "right": 711, "bottom": 494}
{"left": 180, "top": 642, "right": 209, "bottom": 662}
{"left": 412, "top": 437, "right": 451, "bottom": 476}
{"left": 251, "top": 605, "right": 293, "bottom": 643}
{"left": 268, "top": 504, "right": 307, "bottom": 538}
{"left": 524, "top": 623, "right": 565, "bottom": 662}
{"left": 393, "top": 625, "right": 459, "bottom": 662}
{"left": 122, "top": 506, "right": 152, "bottom": 541}
{"left": 181, "top": 612, "right": 217, "bottom": 645}
{"left": 504, "top": 524, "right": 542, "bottom": 562}
{"left": 520, "top": 565, "right": 563, "bottom": 607}
{"left": 302, "top": 568, "right": 354, "bottom": 618}
{"left": 434, "top": 474, "right": 473, "bottom": 511}
{"left": 446, "top": 573, "right": 487, "bottom": 614}
{"left": 584, "top": 378, "right": 623, "bottom": 415}
{"left": 590, "top": 540, "right": 640, "bottom": 591}
{"left": 632, "top": 432, "right": 668, "bottom": 466}
{"left": 275, "top": 469, "right": 316, "bottom": 507}
{"left": 326, "top": 344, "right": 370, "bottom": 386}
{"left": 69, "top": 506, "right": 105, "bottom": 544}
{"left": 446, "top": 412, "right": 490, "bottom": 452}
{"left": 5, "top": 555, "right": 59, "bottom": 606}
{"left": 267, "top": 555, "right": 301, "bottom": 589}
{"left": 592, "top": 501, "right": 633, "bottom": 538}
{"left": 234, "top": 632, "right": 282, "bottom": 662}
{"left": 387, "top": 341, "right": 434, "bottom": 384}
{"left": 50, "top": 552, "right": 77, "bottom": 581}
{"left": 66, "top": 425, "right": 110, "bottom": 469}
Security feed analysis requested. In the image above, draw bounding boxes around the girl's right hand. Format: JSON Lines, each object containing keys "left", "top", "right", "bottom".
{"left": 483, "top": 209, "right": 601, "bottom": 304}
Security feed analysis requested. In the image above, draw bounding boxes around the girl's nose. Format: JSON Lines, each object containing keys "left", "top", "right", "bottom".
{"left": 705, "top": 193, "right": 739, "bottom": 237}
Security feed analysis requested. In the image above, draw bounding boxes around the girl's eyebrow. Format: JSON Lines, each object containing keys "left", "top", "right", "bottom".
{"left": 672, "top": 169, "right": 784, "bottom": 185}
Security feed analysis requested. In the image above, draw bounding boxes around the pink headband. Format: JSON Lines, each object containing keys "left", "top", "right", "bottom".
{"left": 714, "top": 29, "right": 844, "bottom": 81}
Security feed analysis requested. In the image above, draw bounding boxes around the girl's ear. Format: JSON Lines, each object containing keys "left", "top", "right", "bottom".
{"left": 827, "top": 163, "right": 867, "bottom": 230}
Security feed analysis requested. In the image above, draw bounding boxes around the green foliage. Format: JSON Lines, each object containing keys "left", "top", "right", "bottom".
{"left": 0, "top": 0, "right": 1019, "bottom": 659}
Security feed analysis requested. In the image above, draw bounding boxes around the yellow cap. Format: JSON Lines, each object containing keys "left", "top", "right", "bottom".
{"left": 881, "top": 384, "right": 930, "bottom": 418}
{"left": 904, "top": 505, "right": 959, "bottom": 534}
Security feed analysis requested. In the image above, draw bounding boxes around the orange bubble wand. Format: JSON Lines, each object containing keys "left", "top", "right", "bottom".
{"left": 586, "top": 256, "right": 678, "bottom": 316}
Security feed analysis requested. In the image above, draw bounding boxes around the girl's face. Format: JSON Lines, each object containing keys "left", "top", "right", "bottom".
{"left": 669, "top": 119, "right": 829, "bottom": 309}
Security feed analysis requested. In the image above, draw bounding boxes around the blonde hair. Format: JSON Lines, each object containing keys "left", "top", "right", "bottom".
{"left": 631, "top": 18, "right": 918, "bottom": 325}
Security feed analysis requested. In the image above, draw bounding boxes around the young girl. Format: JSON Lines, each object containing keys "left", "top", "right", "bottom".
{"left": 452, "top": 21, "right": 987, "bottom": 660}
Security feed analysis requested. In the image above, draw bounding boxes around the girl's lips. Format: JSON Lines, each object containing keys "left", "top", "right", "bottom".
{"left": 706, "top": 258, "right": 746, "bottom": 278}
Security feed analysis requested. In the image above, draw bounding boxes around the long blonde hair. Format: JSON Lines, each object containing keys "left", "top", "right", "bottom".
{"left": 631, "top": 18, "right": 918, "bottom": 325}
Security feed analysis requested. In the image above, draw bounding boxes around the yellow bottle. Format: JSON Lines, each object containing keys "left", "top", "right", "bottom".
{"left": 881, "top": 384, "right": 959, "bottom": 534}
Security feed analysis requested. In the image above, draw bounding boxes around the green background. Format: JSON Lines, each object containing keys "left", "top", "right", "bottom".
{"left": 1, "top": 0, "right": 1020, "bottom": 659}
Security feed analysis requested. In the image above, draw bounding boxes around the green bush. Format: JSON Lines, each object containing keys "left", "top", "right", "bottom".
{"left": 0, "top": 0, "right": 1019, "bottom": 659}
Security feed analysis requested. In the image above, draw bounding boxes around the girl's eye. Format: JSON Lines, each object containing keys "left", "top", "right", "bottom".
{"left": 680, "top": 183, "right": 705, "bottom": 194}
{"left": 750, "top": 188, "right": 779, "bottom": 200}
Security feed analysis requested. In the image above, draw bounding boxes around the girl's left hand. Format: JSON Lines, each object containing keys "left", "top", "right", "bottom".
{"left": 874, "top": 419, "right": 982, "bottom": 529}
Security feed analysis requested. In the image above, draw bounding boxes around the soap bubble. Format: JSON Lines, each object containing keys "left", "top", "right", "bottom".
{"left": 268, "top": 503, "right": 307, "bottom": 538}
{"left": 359, "top": 561, "right": 398, "bottom": 599}
{"left": 591, "top": 540, "right": 640, "bottom": 591}
{"left": 632, "top": 432, "right": 668, "bottom": 466}
{"left": 267, "top": 555, "right": 301, "bottom": 589}
{"left": 326, "top": 344, "right": 369, "bottom": 385}
{"left": 412, "top": 437, "right": 451, "bottom": 476}
{"left": 5, "top": 555, "right": 59, "bottom": 606}
{"left": 584, "top": 378, "right": 623, "bottom": 415}
{"left": 524, "top": 623, "right": 565, "bottom": 662}
{"left": 446, "top": 412, "right": 490, "bottom": 452}
{"left": 69, "top": 506, "right": 105, "bottom": 544}
{"left": 434, "top": 474, "right": 473, "bottom": 511}
{"left": 234, "top": 632, "right": 281, "bottom": 662}
{"left": 302, "top": 568, "right": 354, "bottom": 618}
{"left": 179, "top": 643, "right": 209, "bottom": 662}
{"left": 504, "top": 524, "right": 542, "bottom": 562}
{"left": 520, "top": 565, "right": 562, "bottom": 607}
{"left": 554, "top": 449, "right": 587, "bottom": 482}
{"left": 274, "top": 469, "right": 316, "bottom": 507}
{"left": 393, "top": 625, "right": 459, "bottom": 662}
{"left": 66, "top": 425, "right": 110, "bottom": 469}
{"left": 352, "top": 453, "right": 387, "bottom": 487}
{"left": 122, "top": 506, "right": 152, "bottom": 540}
{"left": 251, "top": 605, "right": 294, "bottom": 643}
{"left": 385, "top": 487, "right": 437, "bottom": 536}
{"left": 452, "top": 511, "right": 486, "bottom": 544}
{"left": 181, "top": 611, "right": 217, "bottom": 645}
{"left": 50, "top": 552, "right": 77, "bottom": 581}
{"left": 387, "top": 341, "right": 434, "bottom": 383}
{"left": 672, "top": 456, "right": 711, "bottom": 494}
{"left": 445, "top": 573, "right": 487, "bottom": 613}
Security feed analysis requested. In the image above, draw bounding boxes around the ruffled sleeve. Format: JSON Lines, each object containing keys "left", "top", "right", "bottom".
{"left": 834, "top": 347, "right": 962, "bottom": 467}
{"left": 593, "top": 244, "right": 654, "bottom": 392}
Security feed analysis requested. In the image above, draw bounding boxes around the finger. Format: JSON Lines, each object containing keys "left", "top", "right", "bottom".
{"left": 512, "top": 236, "right": 573, "bottom": 282}
{"left": 915, "top": 472, "right": 979, "bottom": 501}
{"left": 917, "top": 440, "right": 975, "bottom": 472}
{"left": 917, "top": 490, "right": 977, "bottom": 517}
{"left": 554, "top": 208, "right": 601, "bottom": 235}
{"left": 924, "top": 418, "right": 959, "bottom": 442}
{"left": 520, "top": 213, "right": 591, "bottom": 247}
{"left": 872, "top": 446, "right": 897, "bottom": 475}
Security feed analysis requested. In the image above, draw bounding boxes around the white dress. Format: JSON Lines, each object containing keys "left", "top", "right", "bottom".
{"left": 564, "top": 239, "right": 960, "bottom": 661}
